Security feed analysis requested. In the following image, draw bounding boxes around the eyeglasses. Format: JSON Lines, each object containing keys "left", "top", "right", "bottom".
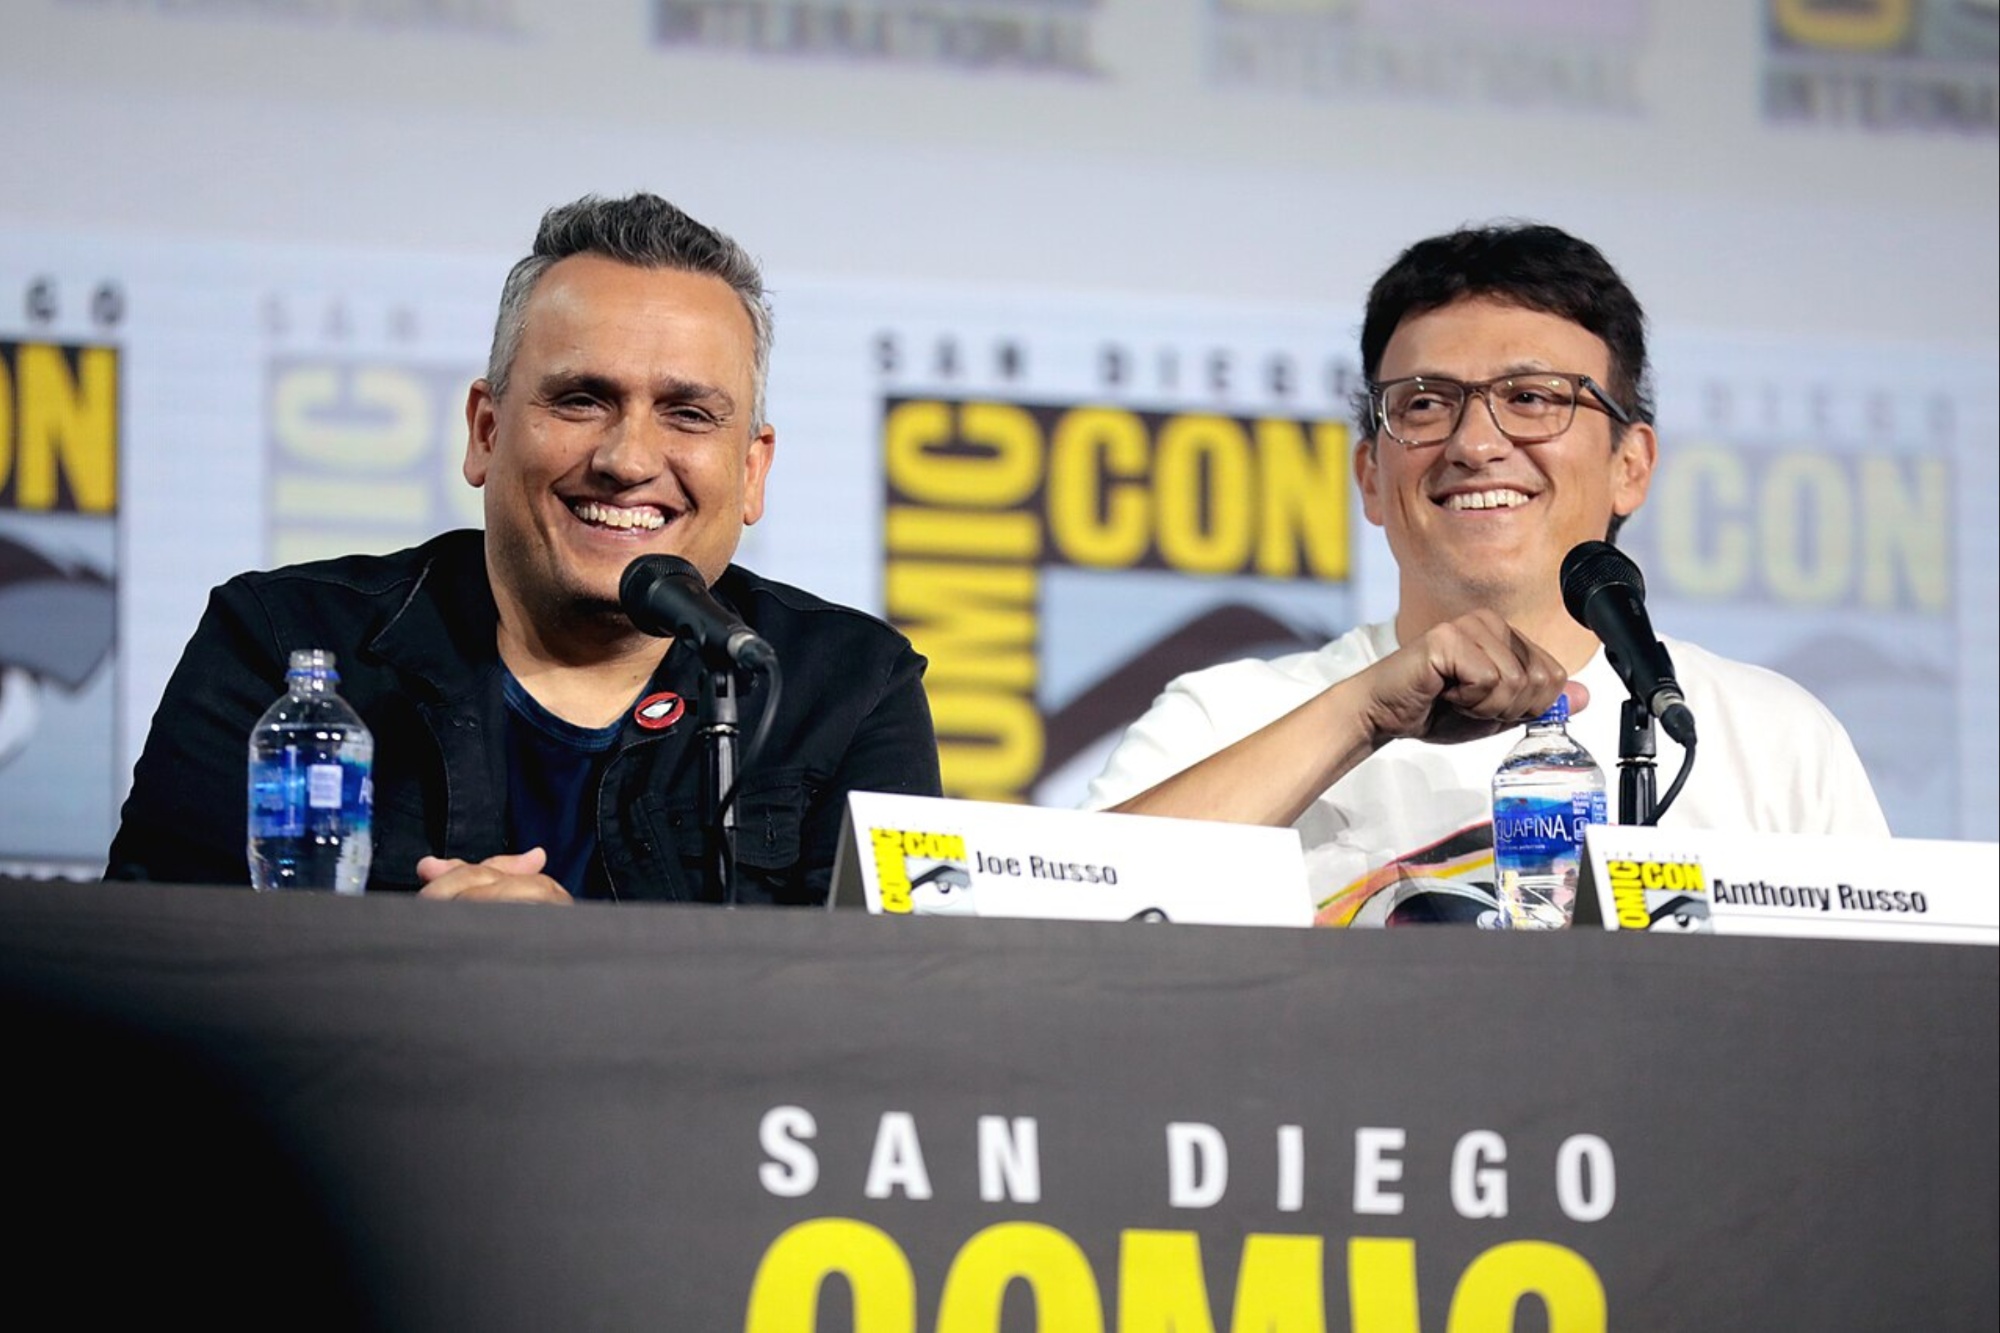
{"left": 1368, "top": 372, "right": 1633, "bottom": 448}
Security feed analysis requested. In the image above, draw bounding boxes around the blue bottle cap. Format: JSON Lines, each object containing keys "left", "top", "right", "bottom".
{"left": 1535, "top": 693, "right": 1570, "bottom": 725}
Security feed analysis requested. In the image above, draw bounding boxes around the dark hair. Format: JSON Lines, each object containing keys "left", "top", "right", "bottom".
{"left": 1354, "top": 223, "right": 1653, "bottom": 541}
{"left": 1356, "top": 222, "right": 1654, "bottom": 435}
{"left": 485, "top": 193, "right": 772, "bottom": 424}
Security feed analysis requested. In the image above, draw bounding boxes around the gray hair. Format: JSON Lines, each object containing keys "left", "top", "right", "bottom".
{"left": 484, "top": 193, "right": 774, "bottom": 426}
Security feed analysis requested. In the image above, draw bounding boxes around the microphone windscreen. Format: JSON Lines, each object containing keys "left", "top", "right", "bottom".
{"left": 1560, "top": 540, "right": 1645, "bottom": 628}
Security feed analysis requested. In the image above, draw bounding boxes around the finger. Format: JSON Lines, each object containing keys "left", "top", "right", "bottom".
{"left": 478, "top": 847, "right": 549, "bottom": 875}
{"left": 444, "top": 874, "right": 573, "bottom": 905}
{"left": 1435, "top": 622, "right": 1530, "bottom": 716}
{"left": 1563, "top": 679, "right": 1591, "bottom": 714}
{"left": 417, "top": 863, "right": 572, "bottom": 904}
{"left": 416, "top": 855, "right": 465, "bottom": 884}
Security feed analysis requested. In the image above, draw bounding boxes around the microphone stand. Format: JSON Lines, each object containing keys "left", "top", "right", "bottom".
{"left": 699, "top": 666, "right": 741, "bottom": 906}
{"left": 1617, "top": 698, "right": 1659, "bottom": 827}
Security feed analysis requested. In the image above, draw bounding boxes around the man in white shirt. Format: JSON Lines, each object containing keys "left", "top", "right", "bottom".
{"left": 1084, "top": 224, "right": 1887, "bottom": 923}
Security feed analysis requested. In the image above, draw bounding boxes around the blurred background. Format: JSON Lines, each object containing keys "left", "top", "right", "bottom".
{"left": 1, "top": 0, "right": 1993, "bottom": 875}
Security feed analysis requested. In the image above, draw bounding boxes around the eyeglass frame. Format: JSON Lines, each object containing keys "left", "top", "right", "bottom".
{"left": 1366, "top": 371, "right": 1635, "bottom": 448}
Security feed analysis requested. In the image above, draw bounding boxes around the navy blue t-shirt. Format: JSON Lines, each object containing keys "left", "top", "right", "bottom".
{"left": 501, "top": 670, "right": 623, "bottom": 899}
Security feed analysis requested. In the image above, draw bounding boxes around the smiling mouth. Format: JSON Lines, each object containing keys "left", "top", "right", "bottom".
{"left": 1439, "top": 488, "right": 1532, "bottom": 512}
{"left": 569, "top": 500, "right": 668, "bottom": 532}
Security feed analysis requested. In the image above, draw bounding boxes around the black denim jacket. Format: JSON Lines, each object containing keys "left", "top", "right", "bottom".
{"left": 107, "top": 531, "right": 940, "bottom": 903}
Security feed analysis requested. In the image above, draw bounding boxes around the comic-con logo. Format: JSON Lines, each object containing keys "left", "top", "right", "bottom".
{"left": 883, "top": 395, "right": 1351, "bottom": 805}
{"left": 1606, "top": 857, "right": 1713, "bottom": 932}
{"left": 868, "top": 827, "right": 971, "bottom": 914}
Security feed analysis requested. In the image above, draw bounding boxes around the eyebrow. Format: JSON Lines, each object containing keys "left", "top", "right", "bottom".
{"left": 1397, "top": 360, "right": 1564, "bottom": 382}
{"left": 536, "top": 369, "right": 738, "bottom": 414}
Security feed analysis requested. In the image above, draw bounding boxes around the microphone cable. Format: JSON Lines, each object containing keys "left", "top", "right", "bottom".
{"left": 1652, "top": 730, "right": 1695, "bottom": 825}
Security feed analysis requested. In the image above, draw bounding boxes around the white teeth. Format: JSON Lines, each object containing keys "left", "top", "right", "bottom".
{"left": 1443, "top": 489, "right": 1530, "bottom": 511}
{"left": 571, "top": 501, "right": 666, "bottom": 531}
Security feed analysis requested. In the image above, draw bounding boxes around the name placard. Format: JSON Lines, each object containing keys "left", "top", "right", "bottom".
{"left": 1577, "top": 824, "right": 1998, "bottom": 945}
{"left": 829, "top": 793, "right": 1312, "bottom": 927}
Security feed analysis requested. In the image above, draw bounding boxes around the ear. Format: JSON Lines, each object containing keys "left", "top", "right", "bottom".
{"left": 462, "top": 380, "right": 497, "bottom": 488}
{"left": 1353, "top": 433, "right": 1387, "bottom": 528}
{"left": 1610, "top": 421, "right": 1657, "bottom": 520}
{"left": 740, "top": 423, "right": 777, "bottom": 526}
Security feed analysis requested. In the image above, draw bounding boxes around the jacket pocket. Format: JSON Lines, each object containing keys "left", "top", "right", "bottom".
{"left": 731, "top": 767, "right": 807, "bottom": 871}
{"left": 637, "top": 767, "right": 808, "bottom": 901}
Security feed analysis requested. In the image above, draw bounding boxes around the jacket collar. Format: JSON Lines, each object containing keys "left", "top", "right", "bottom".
{"left": 367, "top": 530, "right": 501, "bottom": 705}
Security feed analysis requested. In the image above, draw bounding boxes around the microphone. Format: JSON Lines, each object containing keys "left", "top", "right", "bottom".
{"left": 1559, "top": 541, "right": 1696, "bottom": 746}
{"left": 619, "top": 554, "right": 777, "bottom": 673}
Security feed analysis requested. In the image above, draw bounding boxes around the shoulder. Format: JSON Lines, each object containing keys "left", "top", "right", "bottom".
{"left": 226, "top": 531, "right": 476, "bottom": 608}
{"left": 717, "top": 564, "right": 921, "bottom": 664}
{"left": 1663, "top": 635, "right": 1842, "bottom": 717}
{"left": 206, "top": 532, "right": 488, "bottom": 674}
{"left": 1164, "top": 621, "right": 1388, "bottom": 704}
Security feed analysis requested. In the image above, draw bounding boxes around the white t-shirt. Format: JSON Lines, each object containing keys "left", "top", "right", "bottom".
{"left": 1082, "top": 622, "right": 1890, "bottom": 923}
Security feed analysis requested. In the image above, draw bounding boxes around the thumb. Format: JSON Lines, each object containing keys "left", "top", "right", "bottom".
{"left": 481, "top": 846, "right": 549, "bottom": 874}
{"left": 1562, "top": 679, "right": 1591, "bottom": 715}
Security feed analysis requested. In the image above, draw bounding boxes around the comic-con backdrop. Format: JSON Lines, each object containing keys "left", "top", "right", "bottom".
{"left": 0, "top": 0, "right": 1993, "bottom": 878}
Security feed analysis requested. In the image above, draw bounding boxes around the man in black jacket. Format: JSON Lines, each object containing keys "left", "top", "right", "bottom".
{"left": 108, "top": 194, "right": 940, "bottom": 903}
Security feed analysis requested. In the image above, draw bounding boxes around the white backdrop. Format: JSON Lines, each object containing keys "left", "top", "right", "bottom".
{"left": 1, "top": 0, "right": 1993, "bottom": 874}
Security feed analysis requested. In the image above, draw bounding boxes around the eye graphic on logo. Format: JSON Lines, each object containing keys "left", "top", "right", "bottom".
{"left": 1648, "top": 894, "right": 1711, "bottom": 932}
{"left": 908, "top": 862, "right": 975, "bottom": 916}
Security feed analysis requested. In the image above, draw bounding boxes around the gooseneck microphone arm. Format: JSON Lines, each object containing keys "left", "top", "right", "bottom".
{"left": 619, "top": 554, "right": 784, "bottom": 905}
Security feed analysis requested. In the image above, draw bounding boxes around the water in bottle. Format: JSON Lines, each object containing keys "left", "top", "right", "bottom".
{"left": 247, "top": 649, "right": 374, "bottom": 893}
{"left": 1491, "top": 694, "right": 1605, "bottom": 929}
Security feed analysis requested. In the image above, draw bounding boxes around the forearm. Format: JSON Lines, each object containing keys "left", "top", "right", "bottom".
{"left": 1106, "top": 673, "right": 1383, "bottom": 828}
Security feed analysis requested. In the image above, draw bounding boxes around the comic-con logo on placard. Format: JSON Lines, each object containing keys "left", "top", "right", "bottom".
{"left": 1606, "top": 856, "right": 1713, "bottom": 932}
{"left": 869, "top": 827, "right": 971, "bottom": 914}
{"left": 1764, "top": 0, "right": 1998, "bottom": 133}
{"left": 652, "top": 0, "right": 1103, "bottom": 74}
{"left": 1, "top": 291, "right": 121, "bottom": 876}
{"left": 1207, "top": 0, "right": 1647, "bottom": 113}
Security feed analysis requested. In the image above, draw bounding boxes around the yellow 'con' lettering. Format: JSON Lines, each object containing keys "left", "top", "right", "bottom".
{"left": 1049, "top": 407, "right": 1150, "bottom": 567}
{"left": 936, "top": 1222, "right": 1103, "bottom": 1333}
{"left": 1155, "top": 414, "right": 1255, "bottom": 574}
{"left": 1257, "top": 418, "right": 1349, "bottom": 580}
{"left": 743, "top": 1217, "right": 916, "bottom": 1333}
{"left": 0, "top": 343, "right": 117, "bottom": 513}
{"left": 1656, "top": 444, "right": 1946, "bottom": 612}
{"left": 1046, "top": 407, "right": 1349, "bottom": 577}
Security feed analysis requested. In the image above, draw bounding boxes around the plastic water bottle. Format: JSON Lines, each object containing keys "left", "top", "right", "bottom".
{"left": 247, "top": 649, "right": 374, "bottom": 893}
{"left": 1491, "top": 694, "right": 1606, "bottom": 929}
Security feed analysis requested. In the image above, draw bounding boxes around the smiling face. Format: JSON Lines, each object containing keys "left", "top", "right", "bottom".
{"left": 1355, "top": 295, "right": 1655, "bottom": 643}
{"left": 463, "top": 254, "right": 775, "bottom": 639}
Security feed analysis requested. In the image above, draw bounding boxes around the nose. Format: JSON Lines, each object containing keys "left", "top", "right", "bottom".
{"left": 590, "top": 410, "right": 664, "bottom": 489}
{"left": 1442, "top": 385, "right": 1514, "bottom": 465}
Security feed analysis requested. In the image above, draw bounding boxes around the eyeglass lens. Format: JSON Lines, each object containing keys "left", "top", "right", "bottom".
{"left": 1381, "top": 375, "right": 1581, "bottom": 445}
